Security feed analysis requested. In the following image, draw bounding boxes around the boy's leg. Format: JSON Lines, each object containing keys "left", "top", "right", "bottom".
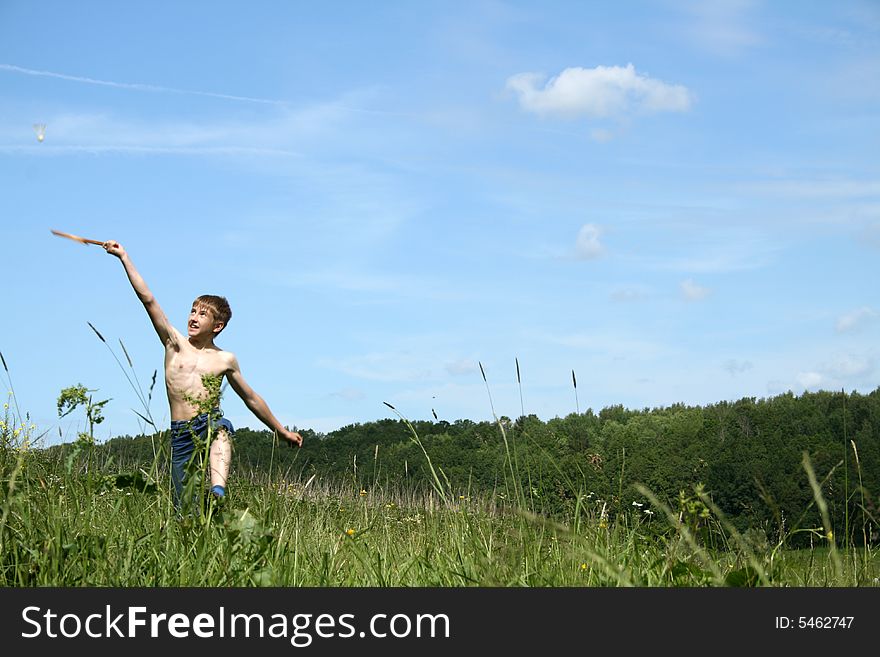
{"left": 170, "top": 426, "right": 196, "bottom": 509}
{"left": 209, "top": 428, "right": 231, "bottom": 495}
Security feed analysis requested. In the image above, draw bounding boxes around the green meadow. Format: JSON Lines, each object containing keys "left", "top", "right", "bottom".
{"left": 1, "top": 345, "right": 878, "bottom": 587}
{"left": 1, "top": 438, "right": 878, "bottom": 587}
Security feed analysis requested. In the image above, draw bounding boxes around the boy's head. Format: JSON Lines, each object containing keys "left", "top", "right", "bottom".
{"left": 192, "top": 294, "right": 232, "bottom": 334}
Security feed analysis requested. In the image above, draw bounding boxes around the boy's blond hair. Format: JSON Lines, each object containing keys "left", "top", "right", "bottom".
{"left": 194, "top": 294, "right": 232, "bottom": 332}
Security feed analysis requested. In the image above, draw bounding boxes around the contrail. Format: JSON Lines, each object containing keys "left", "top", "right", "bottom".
{"left": 0, "top": 144, "right": 300, "bottom": 156}
{"left": 0, "top": 63, "right": 288, "bottom": 106}
{"left": 1, "top": 62, "right": 413, "bottom": 117}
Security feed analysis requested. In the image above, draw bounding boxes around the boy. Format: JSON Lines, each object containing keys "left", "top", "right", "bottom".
{"left": 103, "top": 240, "right": 302, "bottom": 507}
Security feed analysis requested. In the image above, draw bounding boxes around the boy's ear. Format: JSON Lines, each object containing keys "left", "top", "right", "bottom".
{"left": 213, "top": 321, "right": 225, "bottom": 334}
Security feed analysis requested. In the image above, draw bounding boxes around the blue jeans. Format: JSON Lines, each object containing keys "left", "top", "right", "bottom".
{"left": 170, "top": 410, "right": 235, "bottom": 508}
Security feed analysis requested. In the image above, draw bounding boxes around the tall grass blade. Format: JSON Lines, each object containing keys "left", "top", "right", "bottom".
{"left": 842, "top": 389, "right": 849, "bottom": 549}
{"left": 802, "top": 451, "right": 843, "bottom": 581}
{"left": 0, "top": 351, "right": 23, "bottom": 421}
{"left": 383, "top": 401, "right": 448, "bottom": 504}
{"left": 516, "top": 357, "right": 524, "bottom": 418}
{"left": 478, "top": 361, "right": 498, "bottom": 421}
{"left": 87, "top": 323, "right": 155, "bottom": 429}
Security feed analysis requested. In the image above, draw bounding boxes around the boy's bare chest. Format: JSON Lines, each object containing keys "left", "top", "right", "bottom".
{"left": 166, "top": 347, "right": 227, "bottom": 380}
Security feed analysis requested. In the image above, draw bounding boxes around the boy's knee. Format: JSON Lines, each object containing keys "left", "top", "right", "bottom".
{"left": 211, "top": 430, "right": 232, "bottom": 459}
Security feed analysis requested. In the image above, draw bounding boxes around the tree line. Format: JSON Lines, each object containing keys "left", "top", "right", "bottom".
{"left": 79, "top": 387, "right": 879, "bottom": 547}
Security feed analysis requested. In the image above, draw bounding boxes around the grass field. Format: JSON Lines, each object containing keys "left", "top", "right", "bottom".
{"left": 1, "top": 413, "right": 878, "bottom": 587}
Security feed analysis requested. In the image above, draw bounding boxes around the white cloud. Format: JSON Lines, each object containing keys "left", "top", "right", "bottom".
{"left": 506, "top": 64, "right": 693, "bottom": 120}
{"left": 796, "top": 371, "right": 824, "bottom": 390}
{"left": 770, "top": 352, "right": 876, "bottom": 397}
{"left": 445, "top": 359, "right": 478, "bottom": 376}
{"left": 680, "top": 278, "right": 710, "bottom": 301}
{"left": 824, "top": 354, "right": 875, "bottom": 380}
{"left": 836, "top": 306, "right": 877, "bottom": 333}
{"left": 574, "top": 223, "right": 604, "bottom": 260}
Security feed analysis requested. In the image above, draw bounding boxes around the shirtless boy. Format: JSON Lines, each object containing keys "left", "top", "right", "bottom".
{"left": 103, "top": 240, "right": 302, "bottom": 507}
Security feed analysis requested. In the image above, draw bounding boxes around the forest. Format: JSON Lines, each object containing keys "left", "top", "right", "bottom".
{"left": 83, "top": 387, "right": 879, "bottom": 548}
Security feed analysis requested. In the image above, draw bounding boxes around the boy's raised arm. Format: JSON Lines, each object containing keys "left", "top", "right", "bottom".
{"left": 104, "top": 241, "right": 178, "bottom": 348}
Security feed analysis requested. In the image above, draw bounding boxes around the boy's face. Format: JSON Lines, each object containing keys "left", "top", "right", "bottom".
{"left": 188, "top": 304, "right": 224, "bottom": 338}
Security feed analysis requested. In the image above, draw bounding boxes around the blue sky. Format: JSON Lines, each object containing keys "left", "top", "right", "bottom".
{"left": 1, "top": 1, "right": 877, "bottom": 445}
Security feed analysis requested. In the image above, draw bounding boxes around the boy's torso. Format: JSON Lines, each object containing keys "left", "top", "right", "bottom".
{"left": 164, "top": 328, "right": 233, "bottom": 421}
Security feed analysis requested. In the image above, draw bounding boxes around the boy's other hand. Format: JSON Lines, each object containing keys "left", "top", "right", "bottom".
{"left": 280, "top": 429, "right": 303, "bottom": 448}
{"left": 103, "top": 240, "right": 126, "bottom": 258}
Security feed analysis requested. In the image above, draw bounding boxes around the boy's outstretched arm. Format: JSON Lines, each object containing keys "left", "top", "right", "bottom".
{"left": 226, "top": 355, "right": 303, "bottom": 447}
{"left": 103, "top": 240, "right": 178, "bottom": 349}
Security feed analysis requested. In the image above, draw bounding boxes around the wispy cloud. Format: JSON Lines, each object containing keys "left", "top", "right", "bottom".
{"left": 329, "top": 388, "right": 367, "bottom": 402}
{"left": 836, "top": 306, "right": 877, "bottom": 333}
{"left": 798, "top": 356, "right": 875, "bottom": 391}
{"left": 319, "top": 351, "right": 434, "bottom": 383}
{"left": 506, "top": 64, "right": 693, "bottom": 121}
{"left": 740, "top": 178, "right": 880, "bottom": 199}
{"left": 445, "top": 358, "right": 478, "bottom": 376}
{"left": 610, "top": 285, "right": 649, "bottom": 302}
{"left": 249, "top": 265, "right": 471, "bottom": 304}
{"left": 724, "top": 358, "right": 753, "bottom": 376}
{"left": 574, "top": 223, "right": 604, "bottom": 260}
{"left": 680, "top": 278, "right": 711, "bottom": 301}
{"left": 0, "top": 103, "right": 354, "bottom": 155}
{"left": 796, "top": 371, "right": 823, "bottom": 390}
{"left": 0, "top": 144, "right": 299, "bottom": 157}
{"left": 772, "top": 352, "right": 876, "bottom": 395}
{"left": 0, "top": 63, "right": 411, "bottom": 119}
{"left": 796, "top": 2, "right": 880, "bottom": 51}
{"left": 676, "top": 0, "right": 762, "bottom": 56}
{"left": 537, "top": 330, "right": 665, "bottom": 360}
{"left": 824, "top": 354, "right": 875, "bottom": 380}
{"left": 589, "top": 128, "right": 615, "bottom": 143}
{"left": 636, "top": 230, "right": 779, "bottom": 273}
{"left": 863, "top": 222, "right": 880, "bottom": 249}
{"left": 662, "top": 248, "right": 775, "bottom": 273}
